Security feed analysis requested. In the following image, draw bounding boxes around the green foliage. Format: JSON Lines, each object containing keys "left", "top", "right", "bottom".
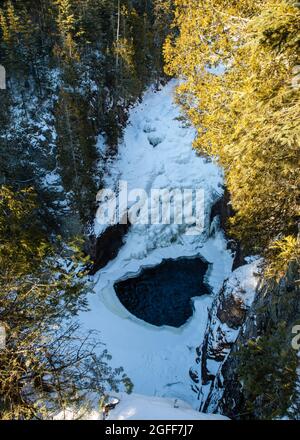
{"left": 164, "top": 0, "right": 300, "bottom": 274}
{"left": 266, "top": 236, "right": 300, "bottom": 279}
{"left": 0, "top": 186, "right": 132, "bottom": 419}
{"left": 0, "top": 0, "right": 168, "bottom": 229}
{"left": 54, "top": 0, "right": 80, "bottom": 60}
{"left": 237, "top": 322, "right": 298, "bottom": 419}
{"left": 55, "top": 89, "right": 98, "bottom": 223}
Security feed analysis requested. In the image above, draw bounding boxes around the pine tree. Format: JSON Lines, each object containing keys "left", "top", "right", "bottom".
{"left": 0, "top": 186, "right": 132, "bottom": 419}
{"left": 164, "top": 0, "right": 300, "bottom": 273}
{"left": 153, "top": 0, "right": 174, "bottom": 77}
{"left": 55, "top": 89, "right": 98, "bottom": 224}
{"left": 54, "top": 0, "right": 80, "bottom": 60}
{"left": 237, "top": 322, "right": 298, "bottom": 419}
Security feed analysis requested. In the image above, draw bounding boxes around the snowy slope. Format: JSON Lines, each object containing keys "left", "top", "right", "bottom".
{"left": 53, "top": 393, "right": 229, "bottom": 420}
{"left": 80, "top": 80, "right": 233, "bottom": 412}
{"left": 107, "top": 393, "right": 229, "bottom": 420}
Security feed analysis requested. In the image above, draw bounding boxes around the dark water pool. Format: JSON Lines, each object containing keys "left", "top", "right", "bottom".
{"left": 114, "top": 258, "right": 210, "bottom": 328}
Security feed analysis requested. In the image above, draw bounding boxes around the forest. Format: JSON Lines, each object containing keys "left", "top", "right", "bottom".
{"left": 0, "top": 0, "right": 299, "bottom": 422}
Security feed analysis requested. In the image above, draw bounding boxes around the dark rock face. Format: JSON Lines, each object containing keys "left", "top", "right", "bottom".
{"left": 197, "top": 262, "right": 300, "bottom": 419}
{"left": 114, "top": 257, "right": 210, "bottom": 328}
{"left": 89, "top": 222, "right": 130, "bottom": 275}
{"left": 217, "top": 263, "right": 300, "bottom": 420}
{"left": 190, "top": 265, "right": 258, "bottom": 414}
{"left": 210, "top": 187, "right": 234, "bottom": 233}
{"left": 210, "top": 188, "right": 246, "bottom": 270}
{"left": 217, "top": 294, "right": 246, "bottom": 329}
{"left": 200, "top": 290, "right": 242, "bottom": 384}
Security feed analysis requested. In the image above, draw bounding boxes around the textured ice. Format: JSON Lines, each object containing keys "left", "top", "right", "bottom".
{"left": 80, "top": 81, "right": 233, "bottom": 411}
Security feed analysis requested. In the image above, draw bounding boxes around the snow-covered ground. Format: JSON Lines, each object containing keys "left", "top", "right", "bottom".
{"left": 80, "top": 80, "right": 234, "bottom": 414}
{"left": 107, "top": 393, "right": 229, "bottom": 420}
{"left": 54, "top": 393, "right": 229, "bottom": 420}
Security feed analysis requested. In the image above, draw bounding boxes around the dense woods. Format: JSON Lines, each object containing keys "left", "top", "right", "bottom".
{"left": 0, "top": 0, "right": 299, "bottom": 420}
{"left": 0, "top": 0, "right": 170, "bottom": 231}
{"left": 164, "top": 0, "right": 300, "bottom": 275}
{"left": 0, "top": 0, "right": 167, "bottom": 419}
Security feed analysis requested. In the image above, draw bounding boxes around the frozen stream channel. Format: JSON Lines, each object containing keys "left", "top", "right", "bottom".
{"left": 80, "top": 80, "right": 233, "bottom": 409}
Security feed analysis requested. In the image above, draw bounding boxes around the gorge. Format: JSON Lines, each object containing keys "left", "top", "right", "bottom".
{"left": 78, "top": 80, "right": 250, "bottom": 414}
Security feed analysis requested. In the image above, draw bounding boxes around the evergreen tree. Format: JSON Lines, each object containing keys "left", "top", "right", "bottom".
{"left": 237, "top": 322, "right": 298, "bottom": 419}
{"left": 164, "top": 0, "right": 300, "bottom": 273}
{"left": 0, "top": 186, "right": 132, "bottom": 419}
{"left": 55, "top": 89, "right": 98, "bottom": 224}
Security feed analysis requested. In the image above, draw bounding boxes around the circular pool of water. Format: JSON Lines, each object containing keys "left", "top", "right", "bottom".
{"left": 114, "top": 257, "right": 211, "bottom": 328}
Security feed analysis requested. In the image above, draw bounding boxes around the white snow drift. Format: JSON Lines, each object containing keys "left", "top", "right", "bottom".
{"left": 107, "top": 393, "right": 229, "bottom": 420}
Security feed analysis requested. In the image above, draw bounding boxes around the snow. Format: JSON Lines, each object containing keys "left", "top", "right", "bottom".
{"left": 107, "top": 393, "right": 229, "bottom": 420}
{"left": 80, "top": 80, "right": 234, "bottom": 416}
{"left": 53, "top": 393, "right": 229, "bottom": 420}
{"left": 4, "top": 72, "right": 67, "bottom": 204}
{"left": 94, "top": 79, "right": 224, "bottom": 238}
{"left": 42, "top": 170, "right": 63, "bottom": 189}
{"left": 222, "top": 259, "right": 262, "bottom": 308}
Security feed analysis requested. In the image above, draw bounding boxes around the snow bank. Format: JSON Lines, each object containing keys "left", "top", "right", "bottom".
{"left": 107, "top": 393, "right": 229, "bottom": 420}
{"left": 221, "top": 258, "right": 262, "bottom": 308}
{"left": 53, "top": 393, "right": 229, "bottom": 420}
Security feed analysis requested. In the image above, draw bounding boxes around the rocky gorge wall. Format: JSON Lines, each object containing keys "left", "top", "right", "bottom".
{"left": 191, "top": 191, "right": 300, "bottom": 419}
{"left": 218, "top": 262, "right": 300, "bottom": 419}
{"left": 193, "top": 258, "right": 300, "bottom": 419}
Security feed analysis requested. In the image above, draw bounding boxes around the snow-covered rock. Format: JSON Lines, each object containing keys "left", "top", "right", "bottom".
{"left": 191, "top": 260, "right": 262, "bottom": 412}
